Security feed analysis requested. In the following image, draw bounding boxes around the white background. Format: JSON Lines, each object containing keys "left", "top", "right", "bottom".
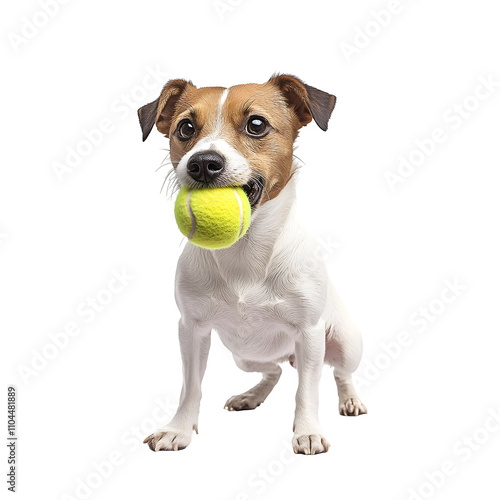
{"left": 2, "top": 0, "right": 500, "bottom": 499}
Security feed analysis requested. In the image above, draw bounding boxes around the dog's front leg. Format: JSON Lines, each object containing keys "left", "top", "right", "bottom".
{"left": 292, "top": 320, "right": 329, "bottom": 455}
{"left": 144, "top": 319, "right": 211, "bottom": 451}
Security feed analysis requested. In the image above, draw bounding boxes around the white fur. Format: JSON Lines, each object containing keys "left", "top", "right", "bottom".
{"left": 145, "top": 96, "right": 366, "bottom": 455}
{"left": 176, "top": 137, "right": 251, "bottom": 187}
{"left": 215, "top": 88, "right": 229, "bottom": 132}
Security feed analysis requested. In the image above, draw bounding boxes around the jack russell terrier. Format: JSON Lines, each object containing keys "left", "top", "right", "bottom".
{"left": 138, "top": 74, "right": 367, "bottom": 455}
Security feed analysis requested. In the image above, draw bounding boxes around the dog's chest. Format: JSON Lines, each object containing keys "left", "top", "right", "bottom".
{"left": 216, "top": 280, "right": 290, "bottom": 326}
{"left": 211, "top": 281, "right": 298, "bottom": 360}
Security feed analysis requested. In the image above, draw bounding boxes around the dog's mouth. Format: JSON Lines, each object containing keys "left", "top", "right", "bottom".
{"left": 242, "top": 177, "right": 264, "bottom": 209}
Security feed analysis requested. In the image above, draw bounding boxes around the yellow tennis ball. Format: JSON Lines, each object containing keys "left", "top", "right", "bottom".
{"left": 174, "top": 186, "right": 251, "bottom": 249}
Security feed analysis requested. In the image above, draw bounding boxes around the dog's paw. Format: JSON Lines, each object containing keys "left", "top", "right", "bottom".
{"left": 339, "top": 397, "right": 367, "bottom": 416}
{"left": 224, "top": 393, "right": 263, "bottom": 411}
{"left": 143, "top": 426, "right": 193, "bottom": 452}
{"left": 292, "top": 433, "right": 330, "bottom": 455}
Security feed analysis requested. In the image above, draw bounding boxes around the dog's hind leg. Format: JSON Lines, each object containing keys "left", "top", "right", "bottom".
{"left": 332, "top": 356, "right": 367, "bottom": 417}
{"left": 324, "top": 286, "right": 367, "bottom": 417}
{"left": 224, "top": 357, "right": 282, "bottom": 411}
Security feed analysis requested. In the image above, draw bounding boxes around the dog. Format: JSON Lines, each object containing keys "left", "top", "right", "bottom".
{"left": 138, "top": 74, "right": 366, "bottom": 455}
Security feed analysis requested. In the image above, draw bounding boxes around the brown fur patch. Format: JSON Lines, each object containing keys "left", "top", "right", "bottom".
{"left": 167, "top": 86, "right": 226, "bottom": 168}
{"left": 219, "top": 82, "right": 300, "bottom": 202}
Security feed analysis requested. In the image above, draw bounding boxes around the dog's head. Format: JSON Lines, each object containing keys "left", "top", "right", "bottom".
{"left": 138, "top": 74, "right": 336, "bottom": 209}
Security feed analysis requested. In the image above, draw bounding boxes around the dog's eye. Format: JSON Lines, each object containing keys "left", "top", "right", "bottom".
{"left": 177, "top": 119, "right": 196, "bottom": 140}
{"left": 246, "top": 116, "right": 268, "bottom": 137}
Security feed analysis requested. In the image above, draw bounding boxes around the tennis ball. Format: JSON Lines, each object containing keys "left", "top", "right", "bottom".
{"left": 174, "top": 186, "right": 251, "bottom": 249}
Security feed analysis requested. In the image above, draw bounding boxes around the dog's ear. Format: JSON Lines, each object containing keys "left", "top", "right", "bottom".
{"left": 137, "top": 79, "right": 194, "bottom": 141}
{"left": 269, "top": 74, "right": 336, "bottom": 131}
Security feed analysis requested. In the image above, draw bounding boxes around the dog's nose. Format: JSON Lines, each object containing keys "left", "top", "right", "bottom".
{"left": 187, "top": 151, "right": 225, "bottom": 183}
